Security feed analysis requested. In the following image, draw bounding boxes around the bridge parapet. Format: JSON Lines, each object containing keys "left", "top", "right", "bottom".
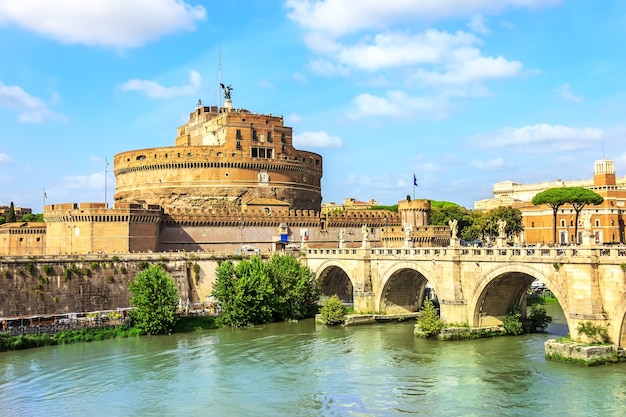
{"left": 305, "top": 245, "right": 626, "bottom": 262}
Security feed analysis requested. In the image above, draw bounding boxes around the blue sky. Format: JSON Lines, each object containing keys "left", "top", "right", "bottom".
{"left": 1, "top": 0, "right": 625, "bottom": 213}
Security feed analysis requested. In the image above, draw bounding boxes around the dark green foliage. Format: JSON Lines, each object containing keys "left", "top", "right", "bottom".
{"left": 532, "top": 187, "right": 603, "bottom": 244}
{"left": 63, "top": 268, "right": 71, "bottom": 281}
{"left": 7, "top": 202, "right": 16, "bottom": 223}
{"left": 320, "top": 295, "right": 346, "bottom": 325}
{"left": 416, "top": 298, "right": 444, "bottom": 337}
{"left": 528, "top": 306, "right": 552, "bottom": 332}
{"left": 503, "top": 311, "right": 524, "bottom": 335}
{"left": 26, "top": 262, "right": 36, "bottom": 275}
{"left": 213, "top": 254, "right": 319, "bottom": 327}
{"left": 42, "top": 265, "right": 54, "bottom": 276}
{"left": 576, "top": 321, "right": 610, "bottom": 344}
{"left": 193, "top": 263, "right": 201, "bottom": 284}
{"left": 120, "top": 266, "right": 127, "bottom": 274}
{"left": 129, "top": 264, "right": 179, "bottom": 335}
{"left": 111, "top": 256, "right": 120, "bottom": 262}
{"left": 368, "top": 205, "right": 398, "bottom": 212}
{"left": 90, "top": 261, "right": 100, "bottom": 270}
{"left": 172, "top": 316, "right": 219, "bottom": 333}
{"left": 138, "top": 261, "right": 150, "bottom": 270}
{"left": 21, "top": 213, "right": 44, "bottom": 222}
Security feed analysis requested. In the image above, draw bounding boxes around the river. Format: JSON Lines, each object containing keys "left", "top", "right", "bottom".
{"left": 1, "top": 304, "right": 625, "bottom": 417}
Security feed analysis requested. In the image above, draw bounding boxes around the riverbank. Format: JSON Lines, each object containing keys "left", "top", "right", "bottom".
{"left": 0, "top": 315, "right": 218, "bottom": 352}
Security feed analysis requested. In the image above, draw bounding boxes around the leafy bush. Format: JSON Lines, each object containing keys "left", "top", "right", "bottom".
{"left": 129, "top": 264, "right": 179, "bottom": 335}
{"left": 528, "top": 306, "right": 552, "bottom": 332}
{"left": 213, "top": 254, "right": 319, "bottom": 327}
{"left": 416, "top": 298, "right": 444, "bottom": 337}
{"left": 42, "top": 265, "right": 54, "bottom": 276}
{"left": 320, "top": 295, "right": 346, "bottom": 325}
{"left": 503, "top": 311, "right": 524, "bottom": 335}
{"left": 576, "top": 321, "right": 610, "bottom": 344}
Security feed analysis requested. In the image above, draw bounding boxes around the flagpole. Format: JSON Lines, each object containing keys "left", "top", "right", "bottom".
{"left": 43, "top": 188, "right": 46, "bottom": 210}
{"left": 105, "top": 157, "right": 109, "bottom": 208}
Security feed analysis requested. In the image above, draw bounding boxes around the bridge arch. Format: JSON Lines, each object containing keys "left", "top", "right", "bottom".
{"left": 379, "top": 263, "right": 436, "bottom": 314}
{"left": 469, "top": 264, "right": 569, "bottom": 329}
{"left": 315, "top": 261, "right": 354, "bottom": 303}
{"left": 610, "top": 292, "right": 626, "bottom": 347}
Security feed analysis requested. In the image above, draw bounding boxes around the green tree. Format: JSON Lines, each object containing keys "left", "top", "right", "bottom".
{"left": 319, "top": 295, "right": 346, "bottom": 325}
{"left": 21, "top": 213, "right": 44, "bottom": 222}
{"left": 528, "top": 306, "right": 552, "bottom": 332}
{"left": 486, "top": 206, "right": 523, "bottom": 241}
{"left": 567, "top": 187, "right": 603, "bottom": 243}
{"left": 213, "top": 254, "right": 319, "bottom": 327}
{"left": 429, "top": 201, "right": 470, "bottom": 237}
{"left": 129, "top": 264, "right": 179, "bottom": 335}
{"left": 7, "top": 202, "right": 16, "bottom": 223}
{"left": 531, "top": 188, "right": 571, "bottom": 244}
{"left": 416, "top": 298, "right": 444, "bottom": 337}
{"left": 532, "top": 187, "right": 604, "bottom": 244}
{"left": 267, "top": 253, "right": 319, "bottom": 321}
{"left": 460, "top": 210, "right": 487, "bottom": 242}
{"left": 502, "top": 310, "right": 524, "bottom": 335}
{"left": 0, "top": 215, "right": 5, "bottom": 225}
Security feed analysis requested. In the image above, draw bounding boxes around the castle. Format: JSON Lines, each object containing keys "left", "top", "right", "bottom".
{"left": 0, "top": 92, "right": 448, "bottom": 256}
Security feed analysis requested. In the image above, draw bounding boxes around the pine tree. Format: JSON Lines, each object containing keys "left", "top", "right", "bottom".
{"left": 7, "top": 202, "right": 16, "bottom": 223}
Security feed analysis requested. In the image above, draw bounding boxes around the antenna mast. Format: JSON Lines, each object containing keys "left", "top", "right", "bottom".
{"left": 105, "top": 157, "right": 109, "bottom": 208}
{"left": 218, "top": 44, "right": 222, "bottom": 109}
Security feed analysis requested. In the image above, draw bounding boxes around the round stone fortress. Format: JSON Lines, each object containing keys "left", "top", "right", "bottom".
{"left": 114, "top": 100, "right": 323, "bottom": 213}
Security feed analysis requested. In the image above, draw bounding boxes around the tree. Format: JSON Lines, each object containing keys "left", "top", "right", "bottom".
{"left": 319, "top": 295, "right": 346, "bottom": 325}
{"left": 415, "top": 298, "right": 444, "bottom": 337}
{"left": 532, "top": 188, "right": 571, "bottom": 244}
{"left": 213, "top": 254, "right": 319, "bottom": 327}
{"left": 129, "top": 264, "right": 179, "bottom": 335}
{"left": 6, "top": 202, "right": 16, "bottom": 223}
{"left": 486, "top": 206, "right": 523, "bottom": 241}
{"left": 429, "top": 201, "right": 470, "bottom": 236}
{"left": 567, "top": 187, "right": 603, "bottom": 244}
{"left": 532, "top": 187, "right": 604, "bottom": 245}
{"left": 21, "top": 213, "right": 44, "bottom": 222}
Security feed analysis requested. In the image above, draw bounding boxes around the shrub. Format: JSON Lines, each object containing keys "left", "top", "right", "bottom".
{"left": 42, "top": 265, "right": 55, "bottom": 276}
{"left": 138, "top": 261, "right": 150, "bottom": 270}
{"left": 503, "top": 310, "right": 524, "bottom": 335}
{"left": 129, "top": 264, "right": 179, "bottom": 335}
{"left": 416, "top": 298, "right": 444, "bottom": 337}
{"left": 576, "top": 321, "right": 610, "bottom": 344}
{"left": 120, "top": 266, "right": 127, "bottom": 274}
{"left": 90, "top": 262, "right": 100, "bottom": 270}
{"left": 320, "top": 295, "right": 346, "bottom": 325}
{"left": 529, "top": 306, "right": 552, "bottom": 332}
{"left": 26, "top": 262, "right": 36, "bottom": 275}
{"left": 193, "top": 263, "right": 201, "bottom": 285}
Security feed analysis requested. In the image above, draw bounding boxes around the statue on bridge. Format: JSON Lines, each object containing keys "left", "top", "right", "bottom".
{"left": 448, "top": 219, "right": 458, "bottom": 239}
{"left": 497, "top": 219, "right": 507, "bottom": 239}
{"left": 339, "top": 228, "right": 346, "bottom": 248}
{"left": 361, "top": 224, "right": 369, "bottom": 247}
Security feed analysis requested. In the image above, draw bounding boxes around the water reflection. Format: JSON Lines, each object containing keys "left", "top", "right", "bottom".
{"left": 1, "top": 308, "right": 626, "bottom": 417}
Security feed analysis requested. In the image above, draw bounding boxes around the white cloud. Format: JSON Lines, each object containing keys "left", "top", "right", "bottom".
{"left": 286, "top": 113, "right": 302, "bottom": 124}
{"left": 62, "top": 172, "right": 106, "bottom": 190}
{"left": 348, "top": 91, "right": 451, "bottom": 121}
{"left": 470, "top": 157, "right": 508, "bottom": 171}
{"left": 0, "top": 0, "right": 206, "bottom": 48}
{"left": 553, "top": 83, "right": 582, "bottom": 102}
{"left": 0, "top": 82, "right": 65, "bottom": 123}
{"left": 120, "top": 70, "right": 201, "bottom": 98}
{"left": 475, "top": 124, "right": 604, "bottom": 153}
{"left": 285, "top": 0, "right": 558, "bottom": 38}
{"left": 413, "top": 54, "right": 523, "bottom": 85}
{"left": 0, "top": 151, "right": 11, "bottom": 163}
{"left": 468, "top": 15, "right": 489, "bottom": 34}
{"left": 293, "top": 131, "right": 342, "bottom": 148}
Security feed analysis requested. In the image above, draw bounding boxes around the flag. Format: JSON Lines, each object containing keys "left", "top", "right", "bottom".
{"left": 413, "top": 174, "right": 418, "bottom": 187}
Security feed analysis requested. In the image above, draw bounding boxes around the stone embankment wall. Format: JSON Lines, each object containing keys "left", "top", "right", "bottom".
{"left": 0, "top": 253, "right": 235, "bottom": 317}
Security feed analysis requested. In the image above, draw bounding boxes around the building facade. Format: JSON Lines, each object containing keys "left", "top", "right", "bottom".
{"left": 476, "top": 159, "right": 626, "bottom": 245}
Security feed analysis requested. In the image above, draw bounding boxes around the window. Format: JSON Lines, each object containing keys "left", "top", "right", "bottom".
{"left": 267, "top": 132, "right": 272, "bottom": 142}
{"left": 560, "top": 219, "right": 565, "bottom": 227}
{"left": 236, "top": 129, "right": 242, "bottom": 139}
{"left": 251, "top": 147, "right": 273, "bottom": 159}
{"left": 252, "top": 130, "right": 258, "bottom": 141}
{"left": 595, "top": 219, "right": 600, "bottom": 227}
{"left": 281, "top": 133, "right": 286, "bottom": 143}
{"left": 531, "top": 222, "right": 535, "bottom": 227}
{"left": 236, "top": 141, "right": 242, "bottom": 150}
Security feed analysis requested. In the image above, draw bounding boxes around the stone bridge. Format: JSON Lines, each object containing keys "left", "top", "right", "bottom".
{"left": 303, "top": 245, "right": 626, "bottom": 346}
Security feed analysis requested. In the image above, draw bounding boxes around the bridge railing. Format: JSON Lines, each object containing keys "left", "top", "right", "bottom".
{"left": 305, "top": 246, "right": 626, "bottom": 260}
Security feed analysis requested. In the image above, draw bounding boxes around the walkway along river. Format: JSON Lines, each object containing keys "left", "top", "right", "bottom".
{"left": 1, "top": 304, "right": 625, "bottom": 417}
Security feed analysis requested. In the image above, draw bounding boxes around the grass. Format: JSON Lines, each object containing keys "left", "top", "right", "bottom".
{"left": 0, "top": 316, "right": 220, "bottom": 352}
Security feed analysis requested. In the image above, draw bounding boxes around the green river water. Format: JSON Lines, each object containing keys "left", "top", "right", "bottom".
{"left": 1, "top": 304, "right": 625, "bottom": 417}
